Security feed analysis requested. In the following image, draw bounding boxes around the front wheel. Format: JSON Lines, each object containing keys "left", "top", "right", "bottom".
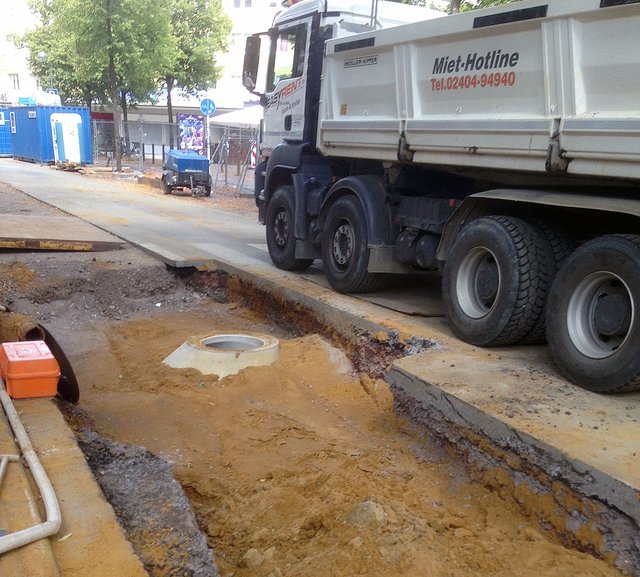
{"left": 546, "top": 235, "right": 640, "bottom": 392}
{"left": 442, "top": 216, "right": 549, "bottom": 346}
{"left": 321, "top": 195, "right": 384, "bottom": 293}
{"left": 265, "top": 186, "right": 313, "bottom": 271}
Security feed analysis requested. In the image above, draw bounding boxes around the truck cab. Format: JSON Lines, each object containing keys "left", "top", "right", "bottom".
{"left": 243, "top": 0, "right": 443, "bottom": 164}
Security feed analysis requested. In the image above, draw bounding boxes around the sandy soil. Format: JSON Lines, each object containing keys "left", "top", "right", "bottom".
{"left": 0, "top": 181, "right": 625, "bottom": 577}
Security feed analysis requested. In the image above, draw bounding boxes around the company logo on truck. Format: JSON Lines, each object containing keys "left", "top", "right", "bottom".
{"left": 431, "top": 49, "right": 519, "bottom": 92}
{"left": 266, "top": 76, "right": 305, "bottom": 110}
{"left": 344, "top": 55, "right": 378, "bottom": 68}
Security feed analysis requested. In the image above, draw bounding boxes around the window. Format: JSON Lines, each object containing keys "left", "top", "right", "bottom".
{"left": 234, "top": 0, "right": 240, "bottom": 7}
{"left": 9, "top": 74, "right": 19, "bottom": 91}
{"left": 245, "top": 0, "right": 251, "bottom": 6}
{"left": 267, "top": 24, "right": 307, "bottom": 91}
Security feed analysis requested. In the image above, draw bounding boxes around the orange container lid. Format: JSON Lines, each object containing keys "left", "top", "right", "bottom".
{"left": 0, "top": 341, "right": 60, "bottom": 379}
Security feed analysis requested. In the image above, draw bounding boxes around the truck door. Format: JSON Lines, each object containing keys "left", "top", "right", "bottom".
{"left": 262, "top": 18, "right": 311, "bottom": 153}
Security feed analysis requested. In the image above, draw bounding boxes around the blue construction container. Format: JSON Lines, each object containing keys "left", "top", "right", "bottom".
{"left": 9, "top": 106, "right": 92, "bottom": 164}
{"left": 0, "top": 109, "right": 12, "bottom": 157}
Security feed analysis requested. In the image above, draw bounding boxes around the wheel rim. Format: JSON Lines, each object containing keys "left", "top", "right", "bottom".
{"left": 273, "top": 209, "right": 289, "bottom": 249}
{"left": 332, "top": 220, "right": 354, "bottom": 270}
{"left": 567, "top": 271, "right": 634, "bottom": 359}
{"left": 456, "top": 246, "right": 500, "bottom": 319}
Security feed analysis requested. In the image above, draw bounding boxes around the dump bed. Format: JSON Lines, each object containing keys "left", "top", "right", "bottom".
{"left": 318, "top": 0, "right": 640, "bottom": 180}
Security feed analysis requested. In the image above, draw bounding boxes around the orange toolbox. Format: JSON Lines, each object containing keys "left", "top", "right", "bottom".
{"left": 0, "top": 341, "right": 60, "bottom": 399}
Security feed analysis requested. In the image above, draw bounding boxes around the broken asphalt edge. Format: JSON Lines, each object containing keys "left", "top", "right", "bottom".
{"left": 389, "top": 366, "right": 639, "bottom": 575}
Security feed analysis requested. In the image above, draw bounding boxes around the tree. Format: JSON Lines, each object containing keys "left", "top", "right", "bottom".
{"left": 163, "top": 0, "right": 232, "bottom": 146}
{"left": 22, "top": 0, "right": 177, "bottom": 171}
{"left": 20, "top": 0, "right": 109, "bottom": 107}
{"left": 70, "top": 0, "right": 177, "bottom": 170}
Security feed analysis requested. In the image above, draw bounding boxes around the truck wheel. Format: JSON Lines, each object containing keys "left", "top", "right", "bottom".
{"left": 518, "top": 221, "right": 574, "bottom": 344}
{"left": 266, "top": 186, "right": 314, "bottom": 271}
{"left": 442, "top": 215, "right": 549, "bottom": 346}
{"left": 546, "top": 235, "right": 640, "bottom": 392}
{"left": 162, "top": 178, "right": 171, "bottom": 195}
{"left": 321, "top": 195, "right": 384, "bottom": 293}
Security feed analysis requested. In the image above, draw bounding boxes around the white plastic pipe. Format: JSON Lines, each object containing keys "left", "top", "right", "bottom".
{"left": 0, "top": 454, "right": 20, "bottom": 487}
{"left": 0, "top": 380, "right": 61, "bottom": 554}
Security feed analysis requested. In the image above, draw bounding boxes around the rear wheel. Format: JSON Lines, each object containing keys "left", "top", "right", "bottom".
{"left": 321, "top": 195, "right": 384, "bottom": 293}
{"left": 546, "top": 235, "right": 640, "bottom": 392}
{"left": 442, "top": 215, "right": 549, "bottom": 346}
{"left": 266, "top": 185, "right": 313, "bottom": 271}
{"left": 517, "top": 221, "right": 573, "bottom": 344}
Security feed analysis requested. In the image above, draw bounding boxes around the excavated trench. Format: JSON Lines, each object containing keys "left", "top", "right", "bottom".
{"left": 0, "top": 251, "right": 628, "bottom": 577}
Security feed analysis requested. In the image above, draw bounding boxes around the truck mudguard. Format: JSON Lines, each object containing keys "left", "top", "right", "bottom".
{"left": 320, "top": 175, "right": 395, "bottom": 247}
{"left": 264, "top": 141, "right": 308, "bottom": 203}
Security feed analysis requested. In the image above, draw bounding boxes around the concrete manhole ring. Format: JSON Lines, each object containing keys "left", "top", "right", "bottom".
{"left": 163, "top": 331, "right": 279, "bottom": 379}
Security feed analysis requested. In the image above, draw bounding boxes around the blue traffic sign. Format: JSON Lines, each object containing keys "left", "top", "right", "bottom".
{"left": 200, "top": 98, "right": 216, "bottom": 116}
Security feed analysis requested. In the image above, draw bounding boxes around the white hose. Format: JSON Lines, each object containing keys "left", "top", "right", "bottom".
{"left": 0, "top": 380, "right": 61, "bottom": 554}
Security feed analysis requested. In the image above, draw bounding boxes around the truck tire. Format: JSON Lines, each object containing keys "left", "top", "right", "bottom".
{"left": 518, "top": 220, "right": 573, "bottom": 345}
{"left": 162, "top": 177, "right": 172, "bottom": 195}
{"left": 546, "top": 235, "right": 640, "bottom": 392}
{"left": 321, "top": 195, "right": 384, "bottom": 293}
{"left": 442, "top": 215, "right": 549, "bottom": 346}
{"left": 266, "top": 186, "right": 314, "bottom": 271}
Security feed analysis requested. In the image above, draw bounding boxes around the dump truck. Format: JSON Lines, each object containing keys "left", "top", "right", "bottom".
{"left": 242, "top": 0, "right": 640, "bottom": 393}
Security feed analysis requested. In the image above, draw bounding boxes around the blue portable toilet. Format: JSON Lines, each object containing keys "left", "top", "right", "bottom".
{"left": 0, "top": 109, "right": 12, "bottom": 157}
{"left": 9, "top": 106, "right": 92, "bottom": 164}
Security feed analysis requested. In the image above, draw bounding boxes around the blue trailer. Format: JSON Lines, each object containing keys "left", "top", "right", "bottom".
{"left": 9, "top": 106, "right": 92, "bottom": 164}
{"left": 162, "top": 149, "right": 211, "bottom": 197}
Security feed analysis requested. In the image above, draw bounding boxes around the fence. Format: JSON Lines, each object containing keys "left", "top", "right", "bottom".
{"left": 91, "top": 119, "right": 258, "bottom": 196}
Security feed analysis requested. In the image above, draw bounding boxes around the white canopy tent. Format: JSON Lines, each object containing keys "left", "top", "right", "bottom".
{"left": 209, "top": 106, "right": 262, "bottom": 129}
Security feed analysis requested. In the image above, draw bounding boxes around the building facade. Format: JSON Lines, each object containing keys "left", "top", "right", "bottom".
{"left": 0, "top": 1, "right": 40, "bottom": 106}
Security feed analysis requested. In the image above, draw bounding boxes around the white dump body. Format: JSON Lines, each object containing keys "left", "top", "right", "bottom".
{"left": 319, "top": 0, "right": 640, "bottom": 180}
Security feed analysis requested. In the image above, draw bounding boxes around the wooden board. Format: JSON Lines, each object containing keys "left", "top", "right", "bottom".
{"left": 0, "top": 214, "right": 123, "bottom": 252}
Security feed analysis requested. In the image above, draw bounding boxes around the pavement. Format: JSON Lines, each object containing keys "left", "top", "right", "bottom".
{"left": 0, "top": 159, "right": 638, "bottom": 574}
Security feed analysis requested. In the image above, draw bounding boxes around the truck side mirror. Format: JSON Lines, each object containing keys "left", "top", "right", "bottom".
{"left": 243, "top": 36, "right": 261, "bottom": 93}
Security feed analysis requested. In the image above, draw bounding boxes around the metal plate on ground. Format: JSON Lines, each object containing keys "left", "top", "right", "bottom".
{"left": 0, "top": 215, "right": 122, "bottom": 251}
{"left": 301, "top": 266, "right": 445, "bottom": 317}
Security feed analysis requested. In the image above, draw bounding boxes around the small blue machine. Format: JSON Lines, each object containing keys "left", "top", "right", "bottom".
{"left": 162, "top": 149, "right": 211, "bottom": 197}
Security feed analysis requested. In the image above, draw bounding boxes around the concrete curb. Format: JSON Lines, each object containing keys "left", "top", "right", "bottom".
{"left": 12, "top": 400, "right": 147, "bottom": 577}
